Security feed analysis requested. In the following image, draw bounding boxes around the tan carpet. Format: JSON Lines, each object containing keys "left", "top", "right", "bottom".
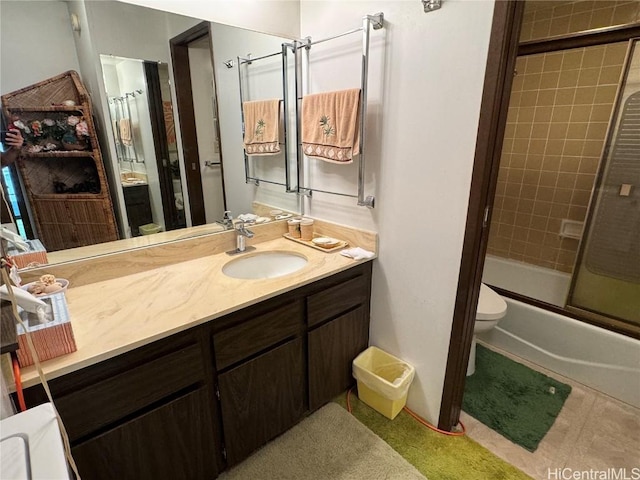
{"left": 219, "top": 402, "right": 427, "bottom": 480}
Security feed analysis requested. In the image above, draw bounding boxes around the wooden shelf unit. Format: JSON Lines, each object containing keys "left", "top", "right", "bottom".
{"left": 2, "top": 71, "right": 118, "bottom": 251}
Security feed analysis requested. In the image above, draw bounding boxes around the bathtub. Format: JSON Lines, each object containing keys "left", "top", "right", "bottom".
{"left": 480, "top": 255, "right": 640, "bottom": 408}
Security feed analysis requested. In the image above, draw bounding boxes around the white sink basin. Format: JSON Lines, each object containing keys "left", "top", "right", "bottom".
{"left": 222, "top": 251, "right": 308, "bottom": 279}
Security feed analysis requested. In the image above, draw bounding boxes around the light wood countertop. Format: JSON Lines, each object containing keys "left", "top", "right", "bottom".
{"left": 19, "top": 232, "right": 377, "bottom": 388}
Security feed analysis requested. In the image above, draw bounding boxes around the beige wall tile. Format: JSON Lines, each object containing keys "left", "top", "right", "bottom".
{"left": 590, "top": 5, "right": 615, "bottom": 28}
{"left": 566, "top": 122, "right": 588, "bottom": 139}
{"left": 603, "top": 43, "right": 628, "bottom": 65}
{"left": 569, "top": 10, "right": 592, "bottom": 31}
{"left": 554, "top": 188, "right": 574, "bottom": 204}
{"left": 598, "top": 65, "right": 623, "bottom": 84}
{"left": 586, "top": 122, "right": 608, "bottom": 141}
{"left": 537, "top": 186, "right": 556, "bottom": 202}
{"left": 568, "top": 205, "right": 587, "bottom": 220}
{"left": 558, "top": 69, "right": 581, "bottom": 88}
{"left": 581, "top": 46, "right": 606, "bottom": 68}
{"left": 560, "top": 156, "right": 581, "bottom": 172}
{"left": 532, "top": 19, "right": 552, "bottom": 39}
{"left": 571, "top": 189, "right": 591, "bottom": 206}
{"left": 544, "top": 52, "right": 564, "bottom": 71}
{"left": 531, "top": 214, "right": 549, "bottom": 230}
{"left": 534, "top": 201, "right": 553, "bottom": 217}
{"left": 549, "top": 123, "right": 569, "bottom": 139}
{"left": 552, "top": 105, "right": 573, "bottom": 122}
{"left": 589, "top": 104, "right": 612, "bottom": 122}
{"left": 534, "top": 105, "right": 554, "bottom": 122}
{"left": 526, "top": 154, "right": 544, "bottom": 170}
{"left": 529, "top": 139, "right": 548, "bottom": 154}
{"left": 546, "top": 139, "right": 566, "bottom": 155}
{"left": 557, "top": 172, "right": 578, "bottom": 188}
{"left": 612, "top": 1, "right": 640, "bottom": 24}
{"left": 540, "top": 171, "right": 559, "bottom": 187}
{"left": 594, "top": 84, "right": 618, "bottom": 103}
{"left": 550, "top": 203, "right": 570, "bottom": 219}
{"left": 555, "top": 88, "right": 577, "bottom": 105}
{"left": 563, "top": 50, "right": 584, "bottom": 70}
{"left": 577, "top": 67, "right": 601, "bottom": 86}
{"left": 574, "top": 86, "right": 597, "bottom": 104}
{"left": 563, "top": 139, "right": 585, "bottom": 156}
{"left": 575, "top": 173, "right": 596, "bottom": 190}
{"left": 542, "top": 155, "right": 562, "bottom": 171}
{"left": 531, "top": 123, "right": 550, "bottom": 138}
{"left": 578, "top": 156, "right": 599, "bottom": 174}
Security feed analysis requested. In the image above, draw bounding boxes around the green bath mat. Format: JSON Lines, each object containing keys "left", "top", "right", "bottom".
{"left": 463, "top": 345, "right": 571, "bottom": 452}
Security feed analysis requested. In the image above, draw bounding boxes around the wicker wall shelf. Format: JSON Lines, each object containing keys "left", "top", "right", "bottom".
{"left": 9, "top": 106, "right": 87, "bottom": 113}
{"left": 25, "top": 151, "right": 95, "bottom": 158}
{"left": 2, "top": 71, "right": 119, "bottom": 251}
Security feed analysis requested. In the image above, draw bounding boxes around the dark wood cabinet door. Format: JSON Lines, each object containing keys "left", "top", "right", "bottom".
{"left": 72, "top": 388, "right": 218, "bottom": 480}
{"left": 218, "top": 338, "right": 305, "bottom": 466}
{"left": 308, "top": 305, "right": 369, "bottom": 411}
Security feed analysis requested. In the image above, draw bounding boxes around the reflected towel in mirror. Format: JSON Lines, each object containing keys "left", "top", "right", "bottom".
{"left": 243, "top": 99, "right": 281, "bottom": 155}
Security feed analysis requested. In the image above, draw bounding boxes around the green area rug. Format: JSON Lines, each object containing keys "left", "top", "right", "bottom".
{"left": 463, "top": 344, "right": 571, "bottom": 452}
{"left": 334, "top": 394, "right": 532, "bottom": 480}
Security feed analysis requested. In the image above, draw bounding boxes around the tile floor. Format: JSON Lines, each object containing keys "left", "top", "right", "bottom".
{"left": 461, "top": 341, "right": 640, "bottom": 480}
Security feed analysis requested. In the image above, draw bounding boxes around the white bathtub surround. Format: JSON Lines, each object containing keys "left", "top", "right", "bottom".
{"left": 483, "top": 255, "right": 571, "bottom": 307}
{"left": 479, "top": 298, "right": 640, "bottom": 408}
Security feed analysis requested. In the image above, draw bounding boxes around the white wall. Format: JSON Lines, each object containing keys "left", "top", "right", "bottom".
{"left": 117, "top": 0, "right": 300, "bottom": 39}
{"left": 0, "top": 1, "right": 80, "bottom": 95}
{"left": 189, "top": 38, "right": 225, "bottom": 223}
{"left": 300, "top": 0, "right": 494, "bottom": 423}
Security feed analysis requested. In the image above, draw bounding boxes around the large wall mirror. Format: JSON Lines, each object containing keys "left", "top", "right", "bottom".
{"left": 0, "top": 0, "right": 301, "bottom": 268}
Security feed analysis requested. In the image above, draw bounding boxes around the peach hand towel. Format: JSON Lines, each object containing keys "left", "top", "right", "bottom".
{"left": 119, "top": 118, "right": 133, "bottom": 146}
{"left": 301, "top": 88, "right": 360, "bottom": 164}
{"left": 243, "top": 99, "right": 281, "bottom": 156}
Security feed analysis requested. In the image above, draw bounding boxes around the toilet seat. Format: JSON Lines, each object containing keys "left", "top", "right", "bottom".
{"left": 476, "top": 284, "right": 507, "bottom": 321}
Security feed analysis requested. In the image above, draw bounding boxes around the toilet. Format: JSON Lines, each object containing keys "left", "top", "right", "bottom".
{"left": 467, "top": 283, "right": 507, "bottom": 376}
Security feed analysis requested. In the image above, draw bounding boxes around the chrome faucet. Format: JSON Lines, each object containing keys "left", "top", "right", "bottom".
{"left": 235, "top": 220, "right": 254, "bottom": 252}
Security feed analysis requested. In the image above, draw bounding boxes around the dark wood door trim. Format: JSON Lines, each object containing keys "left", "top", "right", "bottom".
{"left": 170, "top": 21, "right": 209, "bottom": 226}
{"left": 438, "top": 0, "right": 524, "bottom": 431}
{"left": 144, "top": 61, "right": 179, "bottom": 231}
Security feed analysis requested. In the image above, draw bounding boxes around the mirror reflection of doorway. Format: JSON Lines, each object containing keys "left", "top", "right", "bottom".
{"left": 171, "top": 22, "right": 227, "bottom": 227}
{"left": 101, "top": 56, "right": 186, "bottom": 237}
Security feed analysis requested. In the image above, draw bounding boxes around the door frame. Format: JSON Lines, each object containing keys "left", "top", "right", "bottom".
{"left": 438, "top": 0, "right": 525, "bottom": 431}
{"left": 144, "top": 61, "right": 181, "bottom": 231}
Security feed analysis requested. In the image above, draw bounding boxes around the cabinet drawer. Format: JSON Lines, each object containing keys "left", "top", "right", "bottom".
{"left": 73, "top": 387, "right": 217, "bottom": 480}
{"left": 307, "top": 273, "right": 368, "bottom": 327}
{"left": 56, "top": 343, "right": 204, "bottom": 441}
{"left": 218, "top": 337, "right": 305, "bottom": 465}
{"left": 214, "top": 301, "right": 303, "bottom": 370}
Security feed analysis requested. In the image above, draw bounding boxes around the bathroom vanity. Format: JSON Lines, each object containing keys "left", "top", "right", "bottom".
{"left": 20, "top": 255, "right": 372, "bottom": 478}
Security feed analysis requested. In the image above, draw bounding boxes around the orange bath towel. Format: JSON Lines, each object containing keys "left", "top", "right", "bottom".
{"left": 301, "top": 88, "right": 361, "bottom": 164}
{"left": 243, "top": 99, "right": 281, "bottom": 156}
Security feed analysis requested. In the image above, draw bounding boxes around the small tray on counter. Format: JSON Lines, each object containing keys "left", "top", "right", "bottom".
{"left": 283, "top": 233, "right": 348, "bottom": 252}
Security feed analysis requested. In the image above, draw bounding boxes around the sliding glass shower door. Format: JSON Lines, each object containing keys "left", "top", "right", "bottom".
{"left": 567, "top": 39, "right": 640, "bottom": 328}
